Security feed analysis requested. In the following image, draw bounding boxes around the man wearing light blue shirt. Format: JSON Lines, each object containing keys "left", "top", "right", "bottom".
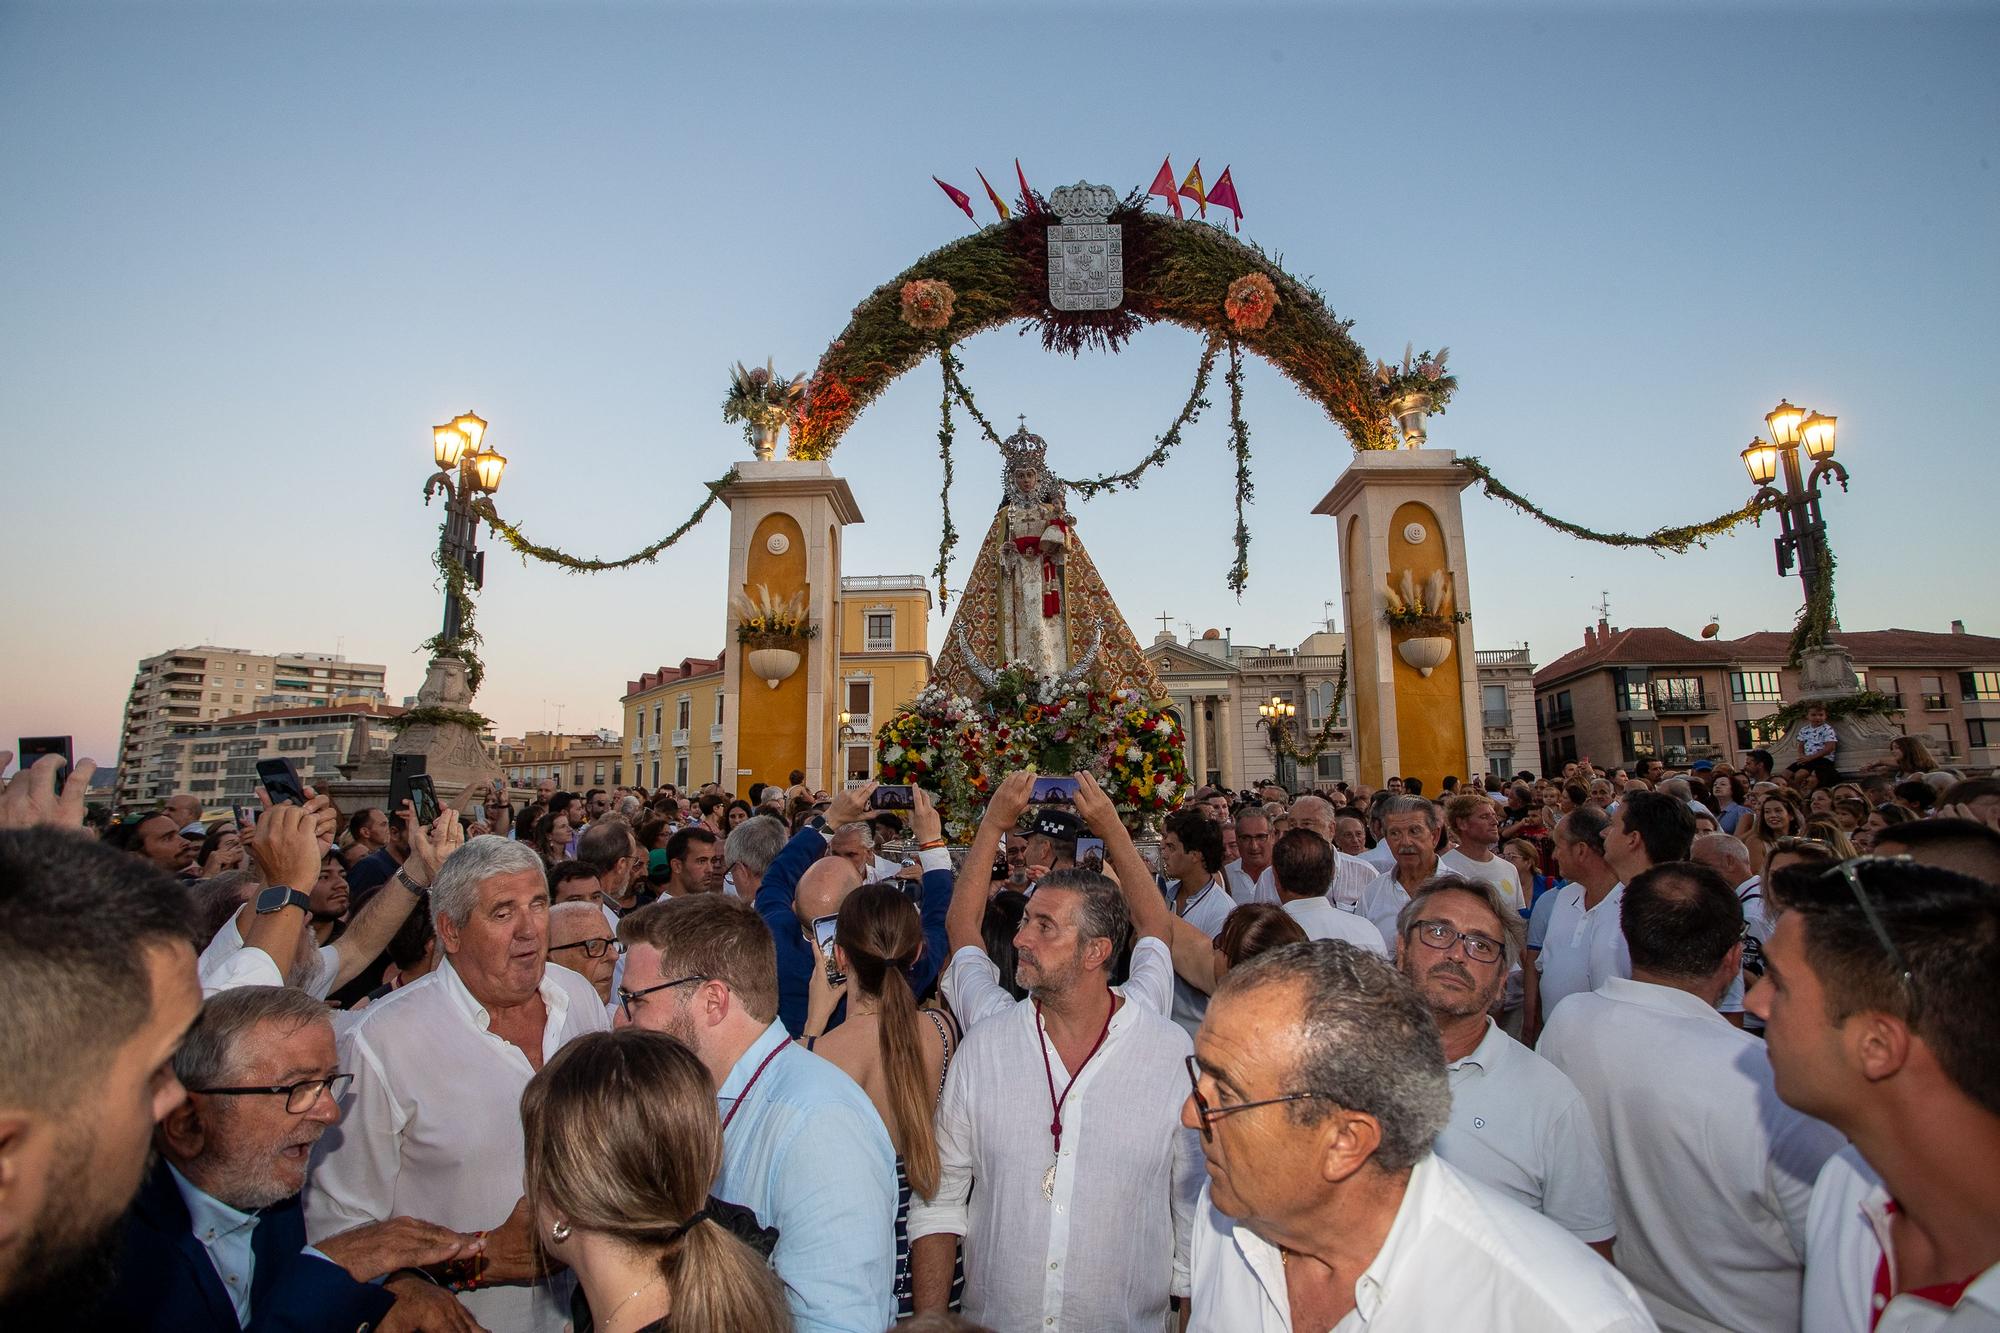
{"left": 618, "top": 893, "right": 897, "bottom": 1333}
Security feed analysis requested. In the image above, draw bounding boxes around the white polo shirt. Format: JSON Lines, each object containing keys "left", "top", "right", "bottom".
{"left": 1245, "top": 850, "right": 1377, "bottom": 911}
{"left": 1358, "top": 867, "right": 1419, "bottom": 954}
{"left": 1440, "top": 847, "right": 1527, "bottom": 912}
{"left": 1279, "top": 894, "right": 1390, "bottom": 956}
{"left": 1187, "top": 1155, "right": 1655, "bottom": 1332}
{"left": 1804, "top": 1145, "right": 2000, "bottom": 1333}
{"left": 1433, "top": 1019, "right": 1615, "bottom": 1243}
{"left": 1540, "top": 976, "right": 1845, "bottom": 1333}
{"left": 1535, "top": 881, "right": 1630, "bottom": 1021}
{"left": 1223, "top": 858, "right": 1269, "bottom": 905}
{"left": 1357, "top": 839, "right": 1397, "bottom": 872}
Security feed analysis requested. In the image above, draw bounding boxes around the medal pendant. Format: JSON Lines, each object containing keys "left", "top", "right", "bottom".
{"left": 1042, "top": 1161, "right": 1057, "bottom": 1201}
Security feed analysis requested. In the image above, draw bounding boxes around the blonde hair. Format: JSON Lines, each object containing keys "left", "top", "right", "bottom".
{"left": 835, "top": 884, "right": 943, "bottom": 1198}
{"left": 521, "top": 1030, "right": 789, "bottom": 1333}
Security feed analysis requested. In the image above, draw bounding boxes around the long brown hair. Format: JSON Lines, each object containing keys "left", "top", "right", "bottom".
{"left": 835, "top": 884, "right": 941, "bottom": 1197}
{"left": 521, "top": 1030, "right": 789, "bottom": 1333}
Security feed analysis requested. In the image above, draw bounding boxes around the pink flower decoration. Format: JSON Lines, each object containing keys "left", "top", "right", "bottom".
{"left": 1224, "top": 273, "right": 1279, "bottom": 332}
{"left": 900, "top": 279, "right": 956, "bottom": 332}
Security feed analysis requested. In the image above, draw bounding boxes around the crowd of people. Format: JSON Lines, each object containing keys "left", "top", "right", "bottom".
{"left": 1, "top": 742, "right": 1996, "bottom": 1332}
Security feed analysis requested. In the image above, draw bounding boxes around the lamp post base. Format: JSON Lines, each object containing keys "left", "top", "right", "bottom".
{"left": 1765, "top": 644, "right": 1900, "bottom": 778}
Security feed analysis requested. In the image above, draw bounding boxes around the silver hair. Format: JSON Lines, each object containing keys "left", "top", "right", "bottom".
{"left": 725, "top": 815, "right": 789, "bottom": 886}
{"left": 1394, "top": 874, "right": 1528, "bottom": 972}
{"left": 547, "top": 901, "right": 606, "bottom": 936}
{"left": 173, "top": 985, "right": 331, "bottom": 1091}
{"left": 1375, "top": 794, "right": 1440, "bottom": 831}
{"left": 831, "top": 822, "right": 875, "bottom": 851}
{"left": 1218, "top": 940, "right": 1450, "bottom": 1173}
{"left": 1658, "top": 777, "right": 1694, "bottom": 802}
{"left": 618, "top": 796, "right": 643, "bottom": 818}
{"left": 1692, "top": 831, "right": 1753, "bottom": 876}
{"left": 430, "top": 834, "right": 546, "bottom": 929}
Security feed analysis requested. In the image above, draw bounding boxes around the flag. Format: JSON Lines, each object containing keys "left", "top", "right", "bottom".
{"left": 1208, "top": 166, "right": 1242, "bottom": 232}
{"left": 1148, "top": 156, "right": 1183, "bottom": 219}
{"left": 1016, "top": 158, "right": 1040, "bottom": 215}
{"left": 1179, "top": 160, "right": 1207, "bottom": 218}
{"left": 933, "top": 176, "right": 975, "bottom": 221}
{"left": 976, "top": 169, "right": 1011, "bottom": 221}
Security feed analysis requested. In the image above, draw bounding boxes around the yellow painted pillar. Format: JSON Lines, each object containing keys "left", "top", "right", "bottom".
{"left": 720, "top": 462, "right": 862, "bottom": 794}
{"left": 1315, "top": 450, "right": 1484, "bottom": 792}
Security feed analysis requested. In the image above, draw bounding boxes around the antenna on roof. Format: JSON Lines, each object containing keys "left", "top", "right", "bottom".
{"left": 1592, "top": 590, "right": 1611, "bottom": 621}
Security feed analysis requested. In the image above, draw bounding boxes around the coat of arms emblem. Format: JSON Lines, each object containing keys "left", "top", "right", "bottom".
{"left": 1046, "top": 182, "right": 1123, "bottom": 312}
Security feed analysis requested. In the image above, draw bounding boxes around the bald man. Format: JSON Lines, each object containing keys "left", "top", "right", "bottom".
{"left": 1239, "top": 794, "right": 1378, "bottom": 912}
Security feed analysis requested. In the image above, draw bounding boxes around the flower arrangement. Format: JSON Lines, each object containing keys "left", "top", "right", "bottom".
{"left": 1383, "top": 568, "right": 1469, "bottom": 636}
{"left": 1223, "top": 272, "right": 1279, "bottom": 332}
{"left": 1373, "top": 344, "right": 1458, "bottom": 415}
{"left": 876, "top": 669, "right": 1187, "bottom": 841}
{"left": 730, "top": 585, "right": 820, "bottom": 647}
{"left": 722, "top": 359, "right": 807, "bottom": 446}
{"left": 899, "top": 278, "right": 956, "bottom": 332}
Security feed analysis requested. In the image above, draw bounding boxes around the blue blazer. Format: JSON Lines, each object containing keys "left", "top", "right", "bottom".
{"left": 100, "top": 1159, "right": 396, "bottom": 1333}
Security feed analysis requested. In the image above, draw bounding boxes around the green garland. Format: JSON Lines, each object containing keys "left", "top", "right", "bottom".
{"left": 1269, "top": 648, "right": 1349, "bottom": 763}
{"left": 1766, "top": 689, "right": 1899, "bottom": 738}
{"left": 1454, "top": 456, "right": 1774, "bottom": 553}
{"left": 1788, "top": 542, "right": 1837, "bottom": 666}
{"left": 934, "top": 346, "right": 959, "bottom": 610}
{"left": 1224, "top": 336, "right": 1254, "bottom": 596}
{"left": 420, "top": 547, "right": 485, "bottom": 695}
{"left": 471, "top": 470, "right": 737, "bottom": 572}
{"left": 388, "top": 704, "right": 493, "bottom": 735}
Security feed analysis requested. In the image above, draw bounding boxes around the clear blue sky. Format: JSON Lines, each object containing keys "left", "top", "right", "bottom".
{"left": 3, "top": 0, "right": 1994, "bottom": 767}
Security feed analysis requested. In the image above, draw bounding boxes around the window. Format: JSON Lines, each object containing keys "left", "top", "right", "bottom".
{"left": 1650, "top": 677, "right": 1706, "bottom": 712}
{"left": 232, "top": 695, "right": 243, "bottom": 704}
{"left": 593, "top": 763, "right": 606, "bottom": 785}
{"left": 1486, "top": 753, "right": 1512, "bottom": 782}
{"left": 277, "top": 737, "right": 313, "bottom": 752}
{"left": 1969, "top": 719, "right": 1996, "bottom": 749}
{"left": 1662, "top": 726, "right": 1686, "bottom": 750}
{"left": 1876, "top": 675, "right": 1902, "bottom": 708}
{"left": 1962, "top": 672, "right": 2000, "bottom": 701}
{"left": 846, "top": 678, "right": 873, "bottom": 720}
{"left": 1690, "top": 725, "right": 1711, "bottom": 745}
{"left": 714, "top": 692, "right": 725, "bottom": 726}
{"left": 1315, "top": 753, "right": 1345, "bottom": 782}
{"left": 1730, "top": 671, "right": 1783, "bottom": 702}
{"left": 1616, "top": 671, "right": 1651, "bottom": 713}
{"left": 652, "top": 704, "right": 663, "bottom": 736}
{"left": 1620, "top": 723, "right": 1655, "bottom": 757}
{"left": 635, "top": 708, "right": 645, "bottom": 738}
{"left": 865, "top": 612, "right": 894, "bottom": 651}
{"left": 1482, "top": 684, "right": 1509, "bottom": 729}
{"left": 1928, "top": 724, "right": 1953, "bottom": 756}
{"left": 845, "top": 744, "right": 872, "bottom": 783}
{"left": 1735, "top": 718, "right": 1783, "bottom": 750}
{"left": 711, "top": 753, "right": 723, "bottom": 785}
{"left": 651, "top": 759, "right": 660, "bottom": 787}
{"left": 675, "top": 755, "right": 689, "bottom": 788}
{"left": 676, "top": 698, "right": 691, "bottom": 731}
{"left": 1552, "top": 691, "right": 1574, "bottom": 726}
{"left": 1920, "top": 676, "right": 1947, "bottom": 711}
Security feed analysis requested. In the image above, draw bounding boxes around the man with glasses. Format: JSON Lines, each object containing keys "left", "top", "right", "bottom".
{"left": 616, "top": 893, "right": 895, "bottom": 1333}
{"left": 1394, "top": 876, "right": 1616, "bottom": 1258}
{"left": 1185, "top": 940, "right": 1651, "bottom": 1330}
{"left": 1751, "top": 857, "right": 2000, "bottom": 1331}
{"left": 307, "top": 836, "right": 608, "bottom": 1332}
{"left": 547, "top": 900, "right": 619, "bottom": 1005}
{"left": 102, "top": 985, "right": 480, "bottom": 1331}
{"left": 1223, "top": 807, "right": 1274, "bottom": 904}
{"left": 1540, "top": 862, "right": 1842, "bottom": 1332}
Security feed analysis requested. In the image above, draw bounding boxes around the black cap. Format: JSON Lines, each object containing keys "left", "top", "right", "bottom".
{"left": 1030, "top": 808, "right": 1086, "bottom": 841}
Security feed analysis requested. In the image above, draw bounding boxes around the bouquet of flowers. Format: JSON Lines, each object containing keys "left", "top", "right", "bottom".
{"left": 1223, "top": 273, "right": 1280, "bottom": 332}
{"left": 1382, "top": 568, "right": 1470, "bottom": 636}
{"left": 1372, "top": 344, "right": 1458, "bottom": 414}
{"left": 730, "top": 585, "right": 819, "bottom": 646}
{"left": 899, "top": 278, "right": 957, "bottom": 333}
{"left": 722, "top": 359, "right": 807, "bottom": 441}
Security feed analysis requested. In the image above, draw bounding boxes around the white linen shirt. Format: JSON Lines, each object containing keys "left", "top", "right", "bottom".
{"left": 1535, "top": 882, "right": 1631, "bottom": 1021}
{"left": 1539, "top": 977, "right": 1844, "bottom": 1333}
{"left": 1250, "top": 851, "right": 1378, "bottom": 911}
{"left": 907, "top": 989, "right": 1203, "bottom": 1332}
{"left": 942, "top": 934, "right": 1174, "bottom": 1033}
{"left": 1187, "top": 1156, "right": 1657, "bottom": 1332}
{"left": 1433, "top": 1019, "right": 1614, "bottom": 1243}
{"left": 1804, "top": 1145, "right": 2000, "bottom": 1333}
{"left": 1170, "top": 878, "right": 1237, "bottom": 1036}
{"left": 1280, "top": 895, "right": 1391, "bottom": 955}
{"left": 1439, "top": 847, "right": 1526, "bottom": 912}
{"left": 303, "top": 959, "right": 610, "bottom": 1333}
{"left": 1224, "top": 859, "right": 1270, "bottom": 905}
{"left": 197, "top": 911, "right": 338, "bottom": 999}
{"left": 1358, "top": 839, "right": 1397, "bottom": 872}
{"left": 1358, "top": 868, "right": 1417, "bottom": 953}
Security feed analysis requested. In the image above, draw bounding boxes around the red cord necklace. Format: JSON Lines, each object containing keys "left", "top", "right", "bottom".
{"left": 1034, "top": 994, "right": 1116, "bottom": 1201}
{"left": 721, "top": 1037, "right": 790, "bottom": 1132}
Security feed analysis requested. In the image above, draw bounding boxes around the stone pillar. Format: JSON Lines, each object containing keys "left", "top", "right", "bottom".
{"left": 1315, "top": 450, "right": 1485, "bottom": 791}
{"left": 1190, "top": 697, "right": 1210, "bottom": 786}
{"left": 1216, "top": 690, "right": 1240, "bottom": 792}
{"left": 719, "top": 462, "right": 863, "bottom": 794}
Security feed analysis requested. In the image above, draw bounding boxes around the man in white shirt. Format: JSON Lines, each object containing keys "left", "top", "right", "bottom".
{"left": 1439, "top": 792, "right": 1526, "bottom": 911}
{"left": 1269, "top": 828, "right": 1390, "bottom": 955}
{"left": 1541, "top": 862, "right": 1842, "bottom": 1333}
{"left": 1750, "top": 856, "right": 2000, "bottom": 1333}
{"left": 1356, "top": 803, "right": 1398, "bottom": 872}
{"left": 1394, "top": 876, "right": 1616, "bottom": 1254}
{"left": 1222, "top": 807, "right": 1274, "bottom": 904}
{"left": 1691, "top": 830, "right": 1766, "bottom": 974}
{"left": 305, "top": 836, "right": 611, "bottom": 1333}
{"left": 1534, "top": 806, "right": 1627, "bottom": 1034}
{"left": 1162, "top": 808, "right": 1236, "bottom": 1035}
{"left": 1185, "top": 940, "right": 1655, "bottom": 1331}
{"left": 1357, "top": 794, "right": 1444, "bottom": 951}
{"left": 911, "top": 790, "right": 1203, "bottom": 1330}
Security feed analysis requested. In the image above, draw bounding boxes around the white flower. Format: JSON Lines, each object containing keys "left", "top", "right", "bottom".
{"left": 1127, "top": 746, "right": 1143, "bottom": 763}
{"left": 1156, "top": 779, "right": 1178, "bottom": 801}
{"left": 883, "top": 744, "right": 905, "bottom": 764}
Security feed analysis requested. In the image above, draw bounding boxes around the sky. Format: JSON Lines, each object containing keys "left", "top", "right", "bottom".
{"left": 2, "top": 0, "right": 1995, "bottom": 768}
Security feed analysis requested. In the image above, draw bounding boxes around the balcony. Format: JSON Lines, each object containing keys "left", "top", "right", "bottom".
{"left": 671, "top": 728, "right": 690, "bottom": 749}
{"left": 709, "top": 723, "right": 725, "bottom": 744}
{"left": 1244, "top": 653, "right": 1345, "bottom": 671}
{"left": 1483, "top": 723, "right": 1514, "bottom": 744}
{"left": 1475, "top": 648, "right": 1532, "bottom": 668}
{"left": 646, "top": 735, "right": 661, "bottom": 752}
{"left": 1651, "top": 692, "right": 1711, "bottom": 715}
{"left": 1546, "top": 708, "right": 1574, "bottom": 728}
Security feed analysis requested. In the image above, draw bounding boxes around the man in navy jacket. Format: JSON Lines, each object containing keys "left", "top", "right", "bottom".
{"left": 757, "top": 779, "right": 953, "bottom": 1037}
{"left": 100, "top": 986, "right": 476, "bottom": 1331}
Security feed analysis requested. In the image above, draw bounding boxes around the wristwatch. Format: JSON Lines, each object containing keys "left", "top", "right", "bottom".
{"left": 255, "top": 885, "right": 312, "bottom": 916}
{"left": 806, "top": 814, "right": 830, "bottom": 836}
{"left": 394, "top": 867, "right": 428, "bottom": 895}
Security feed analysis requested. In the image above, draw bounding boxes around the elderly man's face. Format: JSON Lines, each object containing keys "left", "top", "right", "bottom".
{"left": 1289, "top": 803, "right": 1334, "bottom": 843}
{"left": 795, "top": 857, "right": 862, "bottom": 929}
{"left": 548, "top": 909, "right": 619, "bottom": 1003}
{"left": 1382, "top": 811, "right": 1436, "bottom": 873}
{"left": 181, "top": 1017, "right": 342, "bottom": 1209}
{"left": 1219, "top": 821, "right": 1238, "bottom": 863}
{"left": 1234, "top": 816, "right": 1272, "bottom": 869}
{"left": 1398, "top": 889, "right": 1507, "bottom": 1019}
{"left": 440, "top": 868, "right": 549, "bottom": 1004}
{"left": 164, "top": 795, "right": 201, "bottom": 827}
{"left": 139, "top": 816, "right": 195, "bottom": 872}
{"left": 1333, "top": 816, "right": 1368, "bottom": 857}
{"left": 828, "top": 830, "right": 873, "bottom": 881}
{"left": 308, "top": 857, "right": 349, "bottom": 920}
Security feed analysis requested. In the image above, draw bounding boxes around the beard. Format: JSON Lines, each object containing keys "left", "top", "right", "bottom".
{"left": 0, "top": 1135, "right": 139, "bottom": 1327}
{"left": 1418, "top": 962, "right": 1500, "bottom": 1019}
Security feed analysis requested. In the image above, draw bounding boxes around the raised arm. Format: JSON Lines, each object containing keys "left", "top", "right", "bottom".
{"left": 329, "top": 801, "right": 461, "bottom": 990}
{"left": 908, "top": 786, "right": 955, "bottom": 997}
{"left": 947, "top": 771, "right": 1033, "bottom": 954}
{"left": 237, "top": 798, "right": 328, "bottom": 982}
{"left": 1073, "top": 772, "right": 1170, "bottom": 944}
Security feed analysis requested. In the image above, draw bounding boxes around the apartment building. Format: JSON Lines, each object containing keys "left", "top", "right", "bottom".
{"left": 158, "top": 701, "right": 403, "bottom": 815}
{"left": 116, "top": 645, "right": 387, "bottom": 808}
{"left": 497, "top": 731, "right": 626, "bottom": 791}
{"left": 1534, "top": 618, "right": 2000, "bottom": 773}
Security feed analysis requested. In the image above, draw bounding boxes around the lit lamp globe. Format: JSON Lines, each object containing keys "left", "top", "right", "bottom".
{"left": 1741, "top": 437, "right": 1780, "bottom": 487}
{"left": 434, "top": 424, "right": 470, "bottom": 469}
{"left": 452, "top": 411, "right": 488, "bottom": 453}
{"left": 1765, "top": 400, "right": 1806, "bottom": 449}
{"left": 1800, "top": 412, "right": 1838, "bottom": 463}
{"left": 470, "top": 447, "right": 507, "bottom": 493}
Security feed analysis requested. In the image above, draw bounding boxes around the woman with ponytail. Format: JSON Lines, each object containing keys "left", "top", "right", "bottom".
{"left": 803, "top": 882, "right": 962, "bottom": 1315}
{"left": 521, "top": 1028, "right": 790, "bottom": 1333}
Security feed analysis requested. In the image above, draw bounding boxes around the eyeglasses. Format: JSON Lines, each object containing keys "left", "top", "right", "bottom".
{"left": 1828, "top": 856, "right": 1921, "bottom": 1021}
{"left": 190, "top": 1073, "right": 354, "bottom": 1114}
{"left": 550, "top": 937, "right": 622, "bottom": 960}
{"left": 1184, "top": 1055, "right": 1330, "bottom": 1141}
{"left": 617, "top": 974, "right": 707, "bottom": 1023}
{"left": 1405, "top": 918, "right": 1504, "bottom": 965}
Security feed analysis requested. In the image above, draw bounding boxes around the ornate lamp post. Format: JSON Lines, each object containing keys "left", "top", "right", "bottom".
{"left": 1739, "top": 400, "right": 1844, "bottom": 607}
{"left": 1259, "top": 695, "right": 1298, "bottom": 790}
{"left": 425, "top": 411, "right": 506, "bottom": 646}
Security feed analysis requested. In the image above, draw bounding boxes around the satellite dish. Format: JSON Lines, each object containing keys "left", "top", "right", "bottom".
{"left": 1701, "top": 620, "right": 1720, "bottom": 639}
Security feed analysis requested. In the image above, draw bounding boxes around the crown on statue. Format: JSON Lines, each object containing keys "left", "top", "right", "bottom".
{"left": 1000, "top": 422, "right": 1050, "bottom": 472}
{"left": 1049, "top": 181, "right": 1118, "bottom": 224}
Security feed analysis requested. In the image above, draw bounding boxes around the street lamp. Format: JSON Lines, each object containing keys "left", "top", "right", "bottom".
{"left": 1259, "top": 695, "right": 1299, "bottom": 790}
{"left": 1740, "top": 399, "right": 1845, "bottom": 607}
{"left": 424, "top": 410, "right": 505, "bottom": 647}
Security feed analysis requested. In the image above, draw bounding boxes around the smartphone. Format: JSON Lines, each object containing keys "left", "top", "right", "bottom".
{"left": 1076, "top": 836, "right": 1106, "bottom": 874}
{"left": 870, "top": 783, "right": 914, "bottom": 812}
{"left": 1029, "top": 775, "right": 1079, "bottom": 805}
{"left": 407, "top": 773, "right": 442, "bottom": 827}
{"left": 388, "top": 753, "right": 428, "bottom": 822}
{"left": 255, "top": 757, "right": 306, "bottom": 807}
{"left": 232, "top": 804, "right": 258, "bottom": 831}
{"left": 810, "top": 913, "right": 844, "bottom": 985}
{"left": 16, "top": 736, "right": 72, "bottom": 788}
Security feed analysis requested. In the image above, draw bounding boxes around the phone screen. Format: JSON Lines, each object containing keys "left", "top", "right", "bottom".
{"left": 16, "top": 736, "right": 72, "bottom": 787}
{"left": 810, "top": 914, "right": 844, "bottom": 985}
{"left": 870, "top": 784, "right": 914, "bottom": 811}
{"left": 408, "top": 774, "right": 442, "bottom": 826}
{"left": 255, "top": 757, "right": 306, "bottom": 806}
{"left": 233, "top": 804, "right": 258, "bottom": 830}
{"left": 1076, "top": 837, "right": 1106, "bottom": 874}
